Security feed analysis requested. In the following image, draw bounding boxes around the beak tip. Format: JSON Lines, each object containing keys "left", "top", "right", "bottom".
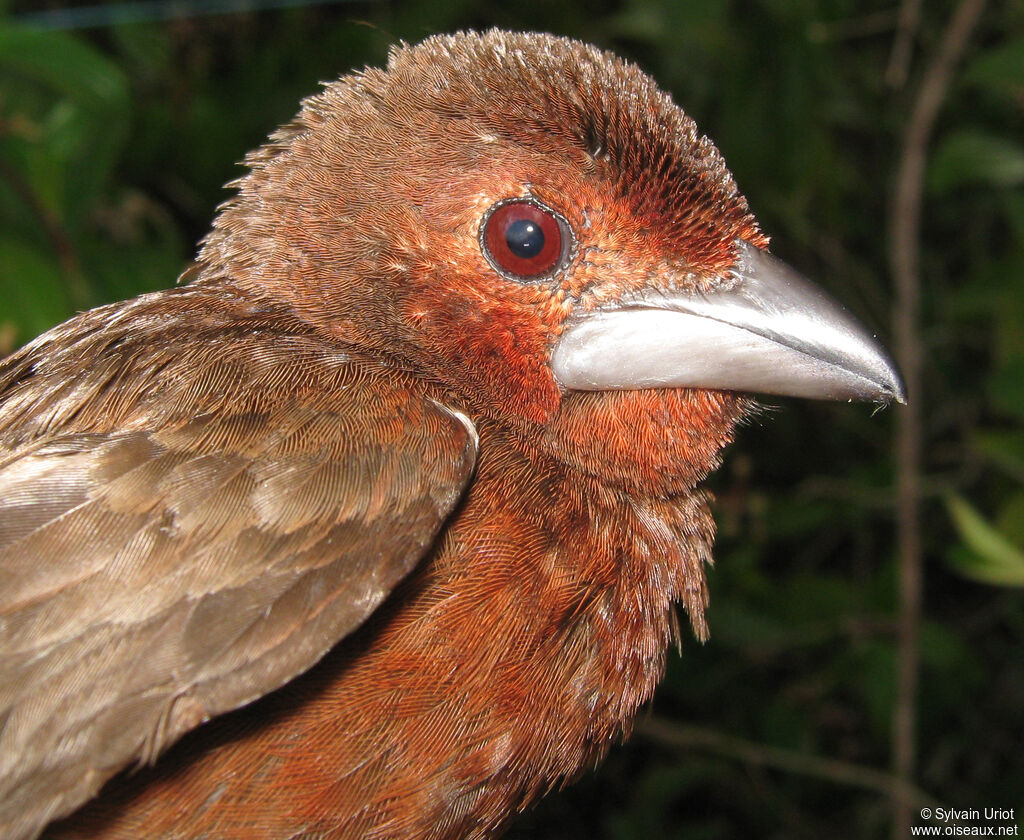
{"left": 892, "top": 380, "right": 908, "bottom": 405}
{"left": 869, "top": 350, "right": 907, "bottom": 406}
{"left": 891, "top": 381, "right": 909, "bottom": 406}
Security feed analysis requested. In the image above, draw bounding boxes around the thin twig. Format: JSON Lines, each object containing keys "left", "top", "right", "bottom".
{"left": 886, "top": 0, "right": 923, "bottom": 88}
{"left": 888, "top": 0, "right": 989, "bottom": 837}
{"left": 637, "top": 716, "right": 942, "bottom": 813}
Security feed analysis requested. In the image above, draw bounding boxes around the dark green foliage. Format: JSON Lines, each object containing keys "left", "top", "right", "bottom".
{"left": 1, "top": 1, "right": 1021, "bottom": 836}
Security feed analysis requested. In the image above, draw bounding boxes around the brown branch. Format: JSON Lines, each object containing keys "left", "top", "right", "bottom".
{"left": 888, "top": 0, "right": 988, "bottom": 837}
{"left": 637, "top": 716, "right": 942, "bottom": 813}
{"left": 886, "top": 0, "right": 922, "bottom": 88}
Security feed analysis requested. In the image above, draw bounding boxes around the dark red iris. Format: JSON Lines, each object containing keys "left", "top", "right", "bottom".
{"left": 481, "top": 199, "right": 569, "bottom": 280}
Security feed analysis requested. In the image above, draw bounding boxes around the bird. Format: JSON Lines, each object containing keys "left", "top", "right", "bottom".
{"left": 0, "top": 29, "right": 904, "bottom": 840}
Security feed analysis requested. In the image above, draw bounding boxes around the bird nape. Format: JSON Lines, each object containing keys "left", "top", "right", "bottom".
{"left": 0, "top": 29, "right": 903, "bottom": 840}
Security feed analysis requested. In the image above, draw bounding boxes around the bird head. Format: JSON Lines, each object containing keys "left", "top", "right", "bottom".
{"left": 197, "top": 30, "right": 903, "bottom": 489}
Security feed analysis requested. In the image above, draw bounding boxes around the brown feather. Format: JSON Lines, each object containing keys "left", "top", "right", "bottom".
{"left": 0, "top": 286, "right": 476, "bottom": 839}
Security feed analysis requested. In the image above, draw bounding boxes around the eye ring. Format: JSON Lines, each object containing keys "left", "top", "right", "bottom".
{"left": 479, "top": 198, "right": 573, "bottom": 282}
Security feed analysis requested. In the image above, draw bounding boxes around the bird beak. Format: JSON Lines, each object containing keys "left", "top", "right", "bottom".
{"left": 551, "top": 241, "right": 906, "bottom": 403}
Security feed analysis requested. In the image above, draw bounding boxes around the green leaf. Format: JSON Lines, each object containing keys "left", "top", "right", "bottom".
{"left": 944, "top": 494, "right": 1024, "bottom": 587}
{"left": 987, "top": 357, "right": 1024, "bottom": 420}
{"left": 0, "top": 23, "right": 130, "bottom": 217}
{"left": 929, "top": 130, "right": 1024, "bottom": 194}
{"left": 0, "top": 235, "right": 73, "bottom": 340}
{"left": 965, "top": 37, "right": 1024, "bottom": 97}
{"left": 0, "top": 25, "right": 128, "bottom": 114}
{"left": 996, "top": 491, "right": 1024, "bottom": 549}
{"left": 972, "top": 429, "right": 1024, "bottom": 481}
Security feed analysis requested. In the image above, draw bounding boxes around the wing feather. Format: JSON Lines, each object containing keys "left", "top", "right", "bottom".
{"left": 0, "top": 286, "right": 478, "bottom": 840}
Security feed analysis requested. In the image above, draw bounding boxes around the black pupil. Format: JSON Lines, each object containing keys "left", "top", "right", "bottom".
{"left": 505, "top": 219, "right": 545, "bottom": 258}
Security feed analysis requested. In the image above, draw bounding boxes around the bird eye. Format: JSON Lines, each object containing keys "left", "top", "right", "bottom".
{"left": 481, "top": 199, "right": 571, "bottom": 281}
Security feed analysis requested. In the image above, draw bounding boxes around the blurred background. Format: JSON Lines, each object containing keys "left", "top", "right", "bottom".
{"left": 0, "top": 1, "right": 1021, "bottom": 838}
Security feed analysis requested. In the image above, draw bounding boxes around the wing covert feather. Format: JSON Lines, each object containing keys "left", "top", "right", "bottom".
{"left": 0, "top": 286, "right": 478, "bottom": 840}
